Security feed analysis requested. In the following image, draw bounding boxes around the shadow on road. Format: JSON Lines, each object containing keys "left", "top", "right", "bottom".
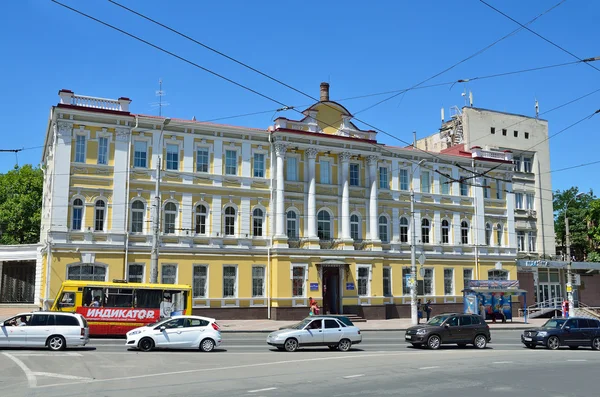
{"left": 124, "top": 348, "right": 229, "bottom": 353}
{"left": 0, "top": 346, "right": 96, "bottom": 352}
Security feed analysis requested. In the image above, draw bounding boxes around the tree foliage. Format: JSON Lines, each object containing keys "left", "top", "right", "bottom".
{"left": 0, "top": 165, "right": 43, "bottom": 244}
{"left": 588, "top": 198, "right": 600, "bottom": 252}
{"left": 553, "top": 188, "right": 596, "bottom": 260}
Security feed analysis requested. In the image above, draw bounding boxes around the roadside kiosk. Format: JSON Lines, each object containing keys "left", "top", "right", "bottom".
{"left": 462, "top": 280, "right": 528, "bottom": 324}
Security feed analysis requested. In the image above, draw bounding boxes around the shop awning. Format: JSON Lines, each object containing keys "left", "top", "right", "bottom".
{"left": 571, "top": 262, "right": 600, "bottom": 271}
{"left": 462, "top": 288, "right": 528, "bottom": 295}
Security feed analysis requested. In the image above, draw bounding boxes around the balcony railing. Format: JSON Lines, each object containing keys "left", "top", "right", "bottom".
{"left": 58, "top": 90, "right": 131, "bottom": 112}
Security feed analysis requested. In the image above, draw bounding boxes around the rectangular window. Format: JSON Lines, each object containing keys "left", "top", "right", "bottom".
{"left": 225, "top": 150, "right": 237, "bottom": 175}
{"left": 526, "top": 193, "right": 534, "bottom": 210}
{"left": 161, "top": 264, "right": 177, "bottom": 285}
{"left": 421, "top": 171, "right": 430, "bottom": 193}
{"left": 75, "top": 135, "right": 86, "bottom": 163}
{"left": 423, "top": 268, "right": 434, "bottom": 295}
{"left": 253, "top": 153, "right": 265, "bottom": 178}
{"left": 502, "top": 129, "right": 507, "bottom": 136}
{"left": 463, "top": 268, "right": 473, "bottom": 289}
{"left": 525, "top": 132, "right": 530, "bottom": 139}
{"left": 444, "top": 268, "right": 454, "bottom": 295}
{"left": 286, "top": 157, "right": 297, "bottom": 181}
{"left": 97, "top": 137, "right": 108, "bottom": 165}
{"left": 127, "top": 264, "right": 144, "bottom": 283}
{"left": 357, "top": 266, "right": 370, "bottom": 297}
{"left": 196, "top": 147, "right": 209, "bottom": 173}
{"left": 515, "top": 192, "right": 523, "bottom": 209}
{"left": 528, "top": 232, "right": 536, "bottom": 252}
{"left": 292, "top": 266, "right": 305, "bottom": 297}
{"left": 166, "top": 144, "right": 179, "bottom": 171}
{"left": 496, "top": 180, "right": 502, "bottom": 199}
{"left": 350, "top": 164, "right": 360, "bottom": 186}
{"left": 399, "top": 169, "right": 409, "bottom": 191}
{"left": 514, "top": 130, "right": 518, "bottom": 138}
{"left": 379, "top": 167, "right": 389, "bottom": 189}
{"left": 517, "top": 231, "right": 525, "bottom": 252}
{"left": 383, "top": 267, "right": 392, "bottom": 297}
{"left": 460, "top": 180, "right": 468, "bottom": 196}
{"left": 193, "top": 265, "right": 208, "bottom": 298}
{"left": 490, "top": 127, "right": 495, "bottom": 134}
{"left": 513, "top": 157, "right": 521, "bottom": 172}
{"left": 134, "top": 141, "right": 147, "bottom": 168}
{"left": 483, "top": 178, "right": 489, "bottom": 199}
{"left": 523, "top": 157, "right": 532, "bottom": 173}
{"left": 223, "top": 265, "right": 237, "bottom": 298}
{"left": 440, "top": 175, "right": 450, "bottom": 195}
{"left": 252, "top": 266, "right": 265, "bottom": 297}
{"left": 402, "top": 268, "right": 410, "bottom": 295}
{"left": 320, "top": 160, "right": 331, "bottom": 184}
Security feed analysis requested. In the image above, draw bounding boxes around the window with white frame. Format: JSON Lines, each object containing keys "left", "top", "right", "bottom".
{"left": 421, "top": 218, "right": 430, "bottom": 244}
{"left": 444, "top": 268, "right": 454, "bottom": 295}
{"left": 225, "top": 149, "right": 237, "bottom": 175}
{"left": 461, "top": 221, "right": 469, "bottom": 244}
{"left": 286, "top": 210, "right": 298, "bottom": 239}
{"left": 72, "top": 198, "right": 84, "bottom": 230}
{"left": 357, "top": 265, "right": 371, "bottom": 297}
{"left": 350, "top": 214, "right": 360, "bottom": 241}
{"left": 286, "top": 157, "right": 298, "bottom": 181}
{"left": 97, "top": 137, "right": 108, "bottom": 165}
{"left": 253, "top": 153, "right": 265, "bottom": 178}
{"left": 350, "top": 163, "right": 360, "bottom": 186}
{"left": 515, "top": 192, "right": 524, "bottom": 209}
{"left": 513, "top": 156, "right": 521, "bottom": 172}
{"left": 292, "top": 266, "right": 306, "bottom": 297}
{"left": 320, "top": 160, "right": 331, "bottom": 184}
{"left": 526, "top": 193, "right": 534, "bottom": 210}
{"left": 496, "top": 224, "right": 503, "bottom": 246}
{"left": 460, "top": 180, "right": 469, "bottom": 196}
{"left": 440, "top": 175, "right": 450, "bottom": 195}
{"left": 196, "top": 147, "right": 209, "bottom": 173}
{"left": 523, "top": 157, "right": 532, "bottom": 173}
{"left": 163, "top": 202, "right": 177, "bottom": 234}
{"left": 483, "top": 178, "right": 489, "bottom": 199}
{"left": 317, "top": 210, "right": 331, "bottom": 240}
{"left": 128, "top": 264, "right": 144, "bottom": 283}
{"left": 195, "top": 204, "right": 208, "bottom": 235}
{"left": 166, "top": 144, "right": 179, "bottom": 171}
{"left": 68, "top": 264, "right": 106, "bottom": 281}
{"left": 421, "top": 171, "right": 431, "bottom": 193}
{"left": 488, "top": 269, "right": 508, "bottom": 281}
{"left": 378, "top": 215, "right": 389, "bottom": 243}
{"left": 161, "top": 264, "right": 177, "bottom": 284}
{"left": 222, "top": 265, "right": 237, "bottom": 298}
{"left": 485, "top": 223, "right": 492, "bottom": 246}
{"left": 442, "top": 219, "right": 450, "bottom": 244}
{"left": 252, "top": 266, "right": 265, "bottom": 297}
{"left": 383, "top": 267, "right": 392, "bottom": 297}
{"left": 224, "top": 206, "right": 236, "bottom": 236}
{"left": 253, "top": 208, "right": 264, "bottom": 237}
{"left": 94, "top": 200, "right": 106, "bottom": 232}
{"left": 517, "top": 231, "right": 525, "bottom": 251}
{"left": 131, "top": 200, "right": 145, "bottom": 233}
{"left": 400, "top": 217, "right": 409, "bottom": 243}
{"left": 528, "top": 231, "right": 536, "bottom": 252}
{"left": 423, "top": 268, "right": 434, "bottom": 295}
{"left": 463, "top": 268, "right": 473, "bottom": 289}
{"left": 402, "top": 267, "right": 410, "bottom": 295}
{"left": 379, "top": 166, "right": 389, "bottom": 189}
{"left": 75, "top": 134, "right": 86, "bottom": 163}
{"left": 399, "top": 169, "right": 409, "bottom": 191}
{"left": 193, "top": 265, "right": 208, "bottom": 298}
{"left": 133, "top": 141, "right": 147, "bottom": 168}
{"left": 496, "top": 180, "right": 502, "bottom": 199}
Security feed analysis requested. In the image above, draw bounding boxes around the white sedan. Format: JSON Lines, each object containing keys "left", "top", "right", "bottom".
{"left": 126, "top": 315, "right": 222, "bottom": 352}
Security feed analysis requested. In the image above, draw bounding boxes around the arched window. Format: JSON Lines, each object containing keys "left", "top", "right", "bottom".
{"left": 224, "top": 206, "right": 236, "bottom": 236}
{"left": 461, "top": 221, "right": 469, "bottom": 244}
{"left": 164, "top": 202, "right": 177, "bottom": 234}
{"left": 421, "top": 218, "right": 430, "bottom": 244}
{"left": 485, "top": 223, "right": 492, "bottom": 246}
{"left": 130, "top": 200, "right": 145, "bottom": 233}
{"left": 195, "top": 204, "right": 208, "bottom": 235}
{"left": 488, "top": 269, "right": 508, "bottom": 281}
{"left": 67, "top": 264, "right": 106, "bottom": 281}
{"left": 441, "top": 219, "right": 450, "bottom": 244}
{"left": 496, "top": 224, "right": 503, "bottom": 246}
{"left": 72, "top": 198, "right": 84, "bottom": 230}
{"left": 350, "top": 214, "right": 360, "bottom": 241}
{"left": 317, "top": 210, "right": 331, "bottom": 240}
{"left": 253, "top": 208, "right": 264, "bottom": 237}
{"left": 378, "top": 215, "right": 389, "bottom": 243}
{"left": 287, "top": 210, "right": 298, "bottom": 239}
{"left": 400, "top": 217, "right": 409, "bottom": 243}
{"left": 94, "top": 200, "right": 106, "bottom": 232}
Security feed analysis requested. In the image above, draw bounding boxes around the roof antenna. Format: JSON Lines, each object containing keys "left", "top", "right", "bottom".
{"left": 151, "top": 78, "right": 170, "bottom": 116}
{"left": 535, "top": 98, "right": 539, "bottom": 118}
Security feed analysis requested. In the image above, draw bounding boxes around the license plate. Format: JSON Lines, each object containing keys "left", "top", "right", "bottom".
{"left": 523, "top": 337, "right": 532, "bottom": 342}
{"left": 405, "top": 335, "right": 412, "bottom": 340}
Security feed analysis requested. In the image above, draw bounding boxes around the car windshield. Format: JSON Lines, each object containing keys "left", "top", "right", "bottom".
{"left": 289, "top": 319, "right": 312, "bottom": 330}
{"left": 542, "top": 319, "right": 566, "bottom": 329}
{"left": 427, "top": 315, "right": 451, "bottom": 326}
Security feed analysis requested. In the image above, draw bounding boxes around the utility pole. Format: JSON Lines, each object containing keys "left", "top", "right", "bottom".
{"left": 410, "top": 188, "right": 418, "bottom": 325}
{"left": 150, "top": 118, "right": 170, "bottom": 283}
{"left": 565, "top": 213, "right": 573, "bottom": 315}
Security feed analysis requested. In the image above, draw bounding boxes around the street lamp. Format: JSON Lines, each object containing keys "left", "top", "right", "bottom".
{"left": 565, "top": 191, "right": 585, "bottom": 314}
{"left": 150, "top": 117, "right": 171, "bottom": 284}
{"left": 410, "top": 159, "right": 426, "bottom": 326}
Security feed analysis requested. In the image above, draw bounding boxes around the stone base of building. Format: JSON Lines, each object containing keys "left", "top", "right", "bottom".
{"left": 192, "top": 307, "right": 271, "bottom": 320}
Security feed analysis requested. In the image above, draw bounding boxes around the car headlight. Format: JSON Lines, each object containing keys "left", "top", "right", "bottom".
{"left": 416, "top": 329, "right": 428, "bottom": 335}
{"left": 536, "top": 331, "right": 548, "bottom": 337}
{"left": 129, "top": 330, "right": 142, "bottom": 336}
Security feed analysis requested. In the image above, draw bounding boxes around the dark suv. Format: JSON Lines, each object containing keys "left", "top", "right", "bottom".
{"left": 521, "top": 317, "right": 600, "bottom": 350}
{"left": 405, "top": 313, "right": 491, "bottom": 349}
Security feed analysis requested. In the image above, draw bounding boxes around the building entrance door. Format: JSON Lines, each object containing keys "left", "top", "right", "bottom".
{"left": 0, "top": 261, "right": 35, "bottom": 303}
{"left": 536, "top": 269, "right": 562, "bottom": 304}
{"left": 322, "top": 267, "right": 341, "bottom": 315}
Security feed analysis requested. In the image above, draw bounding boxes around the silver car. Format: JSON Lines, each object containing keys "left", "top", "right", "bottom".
{"left": 267, "top": 317, "right": 362, "bottom": 352}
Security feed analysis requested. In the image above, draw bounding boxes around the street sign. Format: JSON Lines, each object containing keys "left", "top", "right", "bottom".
{"left": 405, "top": 275, "right": 416, "bottom": 288}
{"left": 418, "top": 253, "right": 426, "bottom": 266}
{"left": 419, "top": 267, "right": 425, "bottom": 277}
{"left": 566, "top": 285, "right": 573, "bottom": 293}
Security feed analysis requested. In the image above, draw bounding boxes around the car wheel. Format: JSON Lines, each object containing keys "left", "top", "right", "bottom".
{"left": 284, "top": 338, "right": 298, "bottom": 352}
{"left": 526, "top": 344, "right": 536, "bottom": 349}
{"left": 457, "top": 343, "right": 467, "bottom": 348}
{"left": 47, "top": 335, "right": 66, "bottom": 351}
{"left": 328, "top": 345, "right": 338, "bottom": 350}
{"left": 569, "top": 346, "right": 579, "bottom": 350}
{"left": 427, "top": 335, "right": 441, "bottom": 350}
{"left": 474, "top": 335, "right": 487, "bottom": 349}
{"left": 200, "top": 338, "right": 215, "bottom": 352}
{"left": 337, "top": 339, "right": 352, "bottom": 352}
{"left": 547, "top": 336, "right": 560, "bottom": 350}
{"left": 138, "top": 337, "right": 155, "bottom": 352}
{"left": 592, "top": 337, "right": 600, "bottom": 351}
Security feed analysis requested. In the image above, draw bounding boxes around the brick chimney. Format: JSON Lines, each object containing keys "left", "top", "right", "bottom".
{"left": 320, "top": 82, "right": 330, "bottom": 102}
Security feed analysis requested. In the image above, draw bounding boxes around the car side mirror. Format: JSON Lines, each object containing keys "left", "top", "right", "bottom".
{"left": 444, "top": 324, "right": 449, "bottom": 328}
{"left": 564, "top": 326, "right": 570, "bottom": 331}
{"left": 160, "top": 326, "right": 166, "bottom": 331}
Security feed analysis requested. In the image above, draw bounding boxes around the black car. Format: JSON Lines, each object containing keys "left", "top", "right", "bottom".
{"left": 405, "top": 313, "right": 491, "bottom": 349}
{"left": 521, "top": 317, "right": 600, "bottom": 350}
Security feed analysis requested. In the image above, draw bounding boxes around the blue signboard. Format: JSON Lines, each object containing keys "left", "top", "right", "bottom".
{"left": 309, "top": 283, "right": 319, "bottom": 291}
{"left": 346, "top": 282, "right": 355, "bottom": 290}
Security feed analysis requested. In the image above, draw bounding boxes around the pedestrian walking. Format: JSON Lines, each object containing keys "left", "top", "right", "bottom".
{"left": 417, "top": 299, "right": 423, "bottom": 324}
{"left": 424, "top": 300, "right": 432, "bottom": 321}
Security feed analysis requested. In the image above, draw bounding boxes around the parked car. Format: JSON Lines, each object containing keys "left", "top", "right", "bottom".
{"left": 0, "top": 312, "right": 89, "bottom": 351}
{"left": 405, "top": 313, "right": 490, "bottom": 349}
{"left": 278, "top": 315, "right": 355, "bottom": 330}
{"left": 267, "top": 317, "right": 362, "bottom": 352}
{"left": 521, "top": 317, "right": 600, "bottom": 350}
{"left": 126, "top": 315, "right": 221, "bottom": 352}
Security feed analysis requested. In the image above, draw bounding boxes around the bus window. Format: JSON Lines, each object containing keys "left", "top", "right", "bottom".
{"left": 135, "top": 289, "right": 163, "bottom": 309}
{"left": 58, "top": 292, "right": 75, "bottom": 309}
{"left": 83, "top": 287, "right": 104, "bottom": 307}
{"left": 170, "top": 291, "right": 187, "bottom": 315}
{"left": 106, "top": 289, "right": 134, "bottom": 308}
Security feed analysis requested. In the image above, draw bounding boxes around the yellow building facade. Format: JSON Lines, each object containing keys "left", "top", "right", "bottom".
{"left": 39, "top": 86, "right": 518, "bottom": 320}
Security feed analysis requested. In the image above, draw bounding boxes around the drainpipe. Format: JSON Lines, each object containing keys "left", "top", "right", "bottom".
{"left": 267, "top": 132, "right": 274, "bottom": 319}
{"left": 123, "top": 115, "right": 138, "bottom": 279}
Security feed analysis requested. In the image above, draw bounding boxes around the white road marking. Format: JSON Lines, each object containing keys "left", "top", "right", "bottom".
{"left": 33, "top": 372, "right": 92, "bottom": 381}
{"left": 492, "top": 361, "right": 513, "bottom": 364}
{"left": 3, "top": 352, "right": 37, "bottom": 388}
{"left": 248, "top": 387, "right": 277, "bottom": 393}
{"left": 567, "top": 359, "right": 587, "bottom": 362}
{"left": 343, "top": 374, "right": 365, "bottom": 379}
{"left": 418, "top": 366, "right": 440, "bottom": 370}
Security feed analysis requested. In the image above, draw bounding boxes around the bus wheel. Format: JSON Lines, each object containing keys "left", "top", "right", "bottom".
{"left": 138, "top": 337, "right": 155, "bottom": 352}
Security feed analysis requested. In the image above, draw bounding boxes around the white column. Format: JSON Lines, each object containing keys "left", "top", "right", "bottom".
{"left": 367, "top": 155, "right": 379, "bottom": 241}
{"left": 213, "top": 139, "right": 223, "bottom": 186}
{"left": 181, "top": 193, "right": 193, "bottom": 235}
{"left": 391, "top": 159, "right": 399, "bottom": 191}
{"left": 51, "top": 121, "right": 74, "bottom": 236}
{"left": 241, "top": 197, "right": 251, "bottom": 238}
{"left": 182, "top": 134, "right": 194, "bottom": 184}
{"left": 274, "top": 143, "right": 287, "bottom": 238}
{"left": 434, "top": 210, "right": 441, "bottom": 245}
{"left": 392, "top": 207, "right": 400, "bottom": 243}
{"left": 212, "top": 196, "right": 222, "bottom": 237}
{"left": 451, "top": 166, "right": 460, "bottom": 196}
{"left": 113, "top": 127, "right": 130, "bottom": 235}
{"left": 506, "top": 172, "right": 516, "bottom": 249}
{"left": 241, "top": 141, "right": 251, "bottom": 184}
{"left": 307, "top": 148, "right": 318, "bottom": 238}
{"left": 340, "top": 152, "right": 351, "bottom": 240}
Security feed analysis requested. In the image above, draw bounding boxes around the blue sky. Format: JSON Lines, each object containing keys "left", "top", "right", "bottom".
{"left": 1, "top": 0, "right": 599, "bottom": 196}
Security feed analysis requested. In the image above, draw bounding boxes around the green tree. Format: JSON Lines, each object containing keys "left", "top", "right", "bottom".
{"left": 0, "top": 165, "right": 43, "bottom": 244}
{"left": 553, "top": 188, "right": 595, "bottom": 260}
{"left": 587, "top": 198, "right": 600, "bottom": 253}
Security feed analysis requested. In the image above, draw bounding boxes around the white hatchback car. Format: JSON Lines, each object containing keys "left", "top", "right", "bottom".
{"left": 1, "top": 312, "right": 89, "bottom": 351}
{"left": 126, "top": 315, "right": 222, "bottom": 352}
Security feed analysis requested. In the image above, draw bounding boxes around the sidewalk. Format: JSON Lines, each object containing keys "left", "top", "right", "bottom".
{"left": 216, "top": 317, "right": 547, "bottom": 333}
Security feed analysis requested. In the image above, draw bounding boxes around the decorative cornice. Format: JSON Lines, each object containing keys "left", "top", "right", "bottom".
{"left": 57, "top": 121, "right": 73, "bottom": 137}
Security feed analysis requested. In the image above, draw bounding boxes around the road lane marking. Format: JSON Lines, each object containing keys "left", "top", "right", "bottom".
{"left": 248, "top": 387, "right": 277, "bottom": 393}
{"left": 343, "top": 374, "right": 365, "bottom": 379}
{"left": 492, "top": 361, "right": 513, "bottom": 364}
{"left": 418, "top": 366, "right": 440, "bottom": 370}
{"left": 2, "top": 352, "right": 37, "bottom": 388}
{"left": 567, "top": 359, "right": 587, "bottom": 362}
{"left": 33, "top": 372, "right": 92, "bottom": 381}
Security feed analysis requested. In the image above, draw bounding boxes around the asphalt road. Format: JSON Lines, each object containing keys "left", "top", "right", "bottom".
{"left": 2, "top": 330, "right": 599, "bottom": 397}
